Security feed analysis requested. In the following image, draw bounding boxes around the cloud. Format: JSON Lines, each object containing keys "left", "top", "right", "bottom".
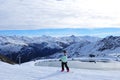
{"left": 0, "top": 0, "right": 120, "bottom": 30}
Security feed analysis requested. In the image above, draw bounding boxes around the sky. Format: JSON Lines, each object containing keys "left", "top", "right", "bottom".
{"left": 0, "top": 0, "right": 120, "bottom": 29}
{"left": 0, "top": 28, "right": 120, "bottom": 38}
{"left": 0, "top": 0, "right": 120, "bottom": 37}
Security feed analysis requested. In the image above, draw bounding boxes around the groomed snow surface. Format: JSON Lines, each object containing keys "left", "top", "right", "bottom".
{"left": 0, "top": 60, "right": 120, "bottom": 80}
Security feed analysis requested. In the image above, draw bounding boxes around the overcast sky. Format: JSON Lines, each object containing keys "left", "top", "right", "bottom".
{"left": 0, "top": 0, "right": 120, "bottom": 30}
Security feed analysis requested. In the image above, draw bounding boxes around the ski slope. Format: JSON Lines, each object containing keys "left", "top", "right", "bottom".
{"left": 0, "top": 61, "right": 120, "bottom": 80}
{"left": 35, "top": 60, "right": 120, "bottom": 70}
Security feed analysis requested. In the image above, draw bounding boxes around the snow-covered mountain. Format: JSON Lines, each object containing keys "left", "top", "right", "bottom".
{"left": 1, "top": 35, "right": 120, "bottom": 63}
{"left": 0, "top": 35, "right": 100, "bottom": 63}
{"left": 51, "top": 36, "right": 120, "bottom": 59}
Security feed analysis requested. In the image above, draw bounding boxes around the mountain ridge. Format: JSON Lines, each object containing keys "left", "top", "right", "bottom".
{"left": 1, "top": 35, "right": 120, "bottom": 63}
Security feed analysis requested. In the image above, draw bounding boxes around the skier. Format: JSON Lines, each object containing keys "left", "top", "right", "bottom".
{"left": 59, "top": 50, "right": 69, "bottom": 72}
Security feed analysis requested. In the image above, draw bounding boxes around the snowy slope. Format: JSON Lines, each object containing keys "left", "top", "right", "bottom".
{"left": 0, "top": 61, "right": 120, "bottom": 80}
{"left": 35, "top": 59, "right": 120, "bottom": 70}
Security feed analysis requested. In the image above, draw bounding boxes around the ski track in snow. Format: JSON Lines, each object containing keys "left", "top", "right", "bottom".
{"left": 0, "top": 61, "right": 120, "bottom": 80}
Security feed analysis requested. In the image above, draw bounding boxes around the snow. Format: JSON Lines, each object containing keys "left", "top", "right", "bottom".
{"left": 0, "top": 60, "right": 120, "bottom": 80}
{"left": 35, "top": 59, "right": 120, "bottom": 70}
{"left": 0, "top": 44, "right": 23, "bottom": 53}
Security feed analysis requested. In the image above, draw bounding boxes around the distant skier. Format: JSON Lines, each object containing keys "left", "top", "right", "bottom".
{"left": 59, "top": 50, "right": 69, "bottom": 72}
